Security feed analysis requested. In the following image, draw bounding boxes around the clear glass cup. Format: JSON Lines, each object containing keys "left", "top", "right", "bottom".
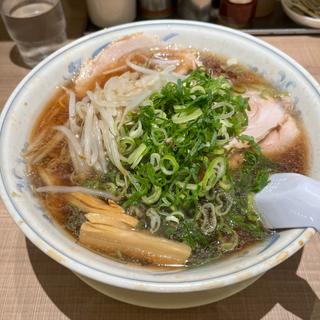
{"left": 1, "top": 0, "right": 67, "bottom": 67}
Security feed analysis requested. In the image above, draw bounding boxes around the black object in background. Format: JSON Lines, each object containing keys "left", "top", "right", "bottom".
{"left": 177, "top": 0, "right": 213, "bottom": 21}
{"left": 139, "top": 0, "right": 174, "bottom": 19}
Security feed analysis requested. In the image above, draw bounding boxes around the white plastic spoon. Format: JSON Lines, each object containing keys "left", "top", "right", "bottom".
{"left": 254, "top": 173, "right": 320, "bottom": 231}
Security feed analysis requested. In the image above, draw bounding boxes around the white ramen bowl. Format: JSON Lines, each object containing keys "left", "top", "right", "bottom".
{"left": 0, "top": 21, "right": 319, "bottom": 309}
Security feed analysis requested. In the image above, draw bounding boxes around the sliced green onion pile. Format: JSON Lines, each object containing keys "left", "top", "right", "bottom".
{"left": 82, "top": 69, "right": 276, "bottom": 265}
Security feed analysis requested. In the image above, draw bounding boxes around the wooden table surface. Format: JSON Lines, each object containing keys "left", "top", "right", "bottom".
{"left": 0, "top": 36, "right": 320, "bottom": 320}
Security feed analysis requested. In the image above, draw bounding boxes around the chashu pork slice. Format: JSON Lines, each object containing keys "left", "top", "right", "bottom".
{"left": 259, "top": 116, "right": 300, "bottom": 158}
{"left": 228, "top": 91, "right": 288, "bottom": 150}
{"left": 228, "top": 91, "right": 301, "bottom": 168}
{"left": 74, "top": 33, "right": 163, "bottom": 98}
{"left": 243, "top": 91, "right": 288, "bottom": 142}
